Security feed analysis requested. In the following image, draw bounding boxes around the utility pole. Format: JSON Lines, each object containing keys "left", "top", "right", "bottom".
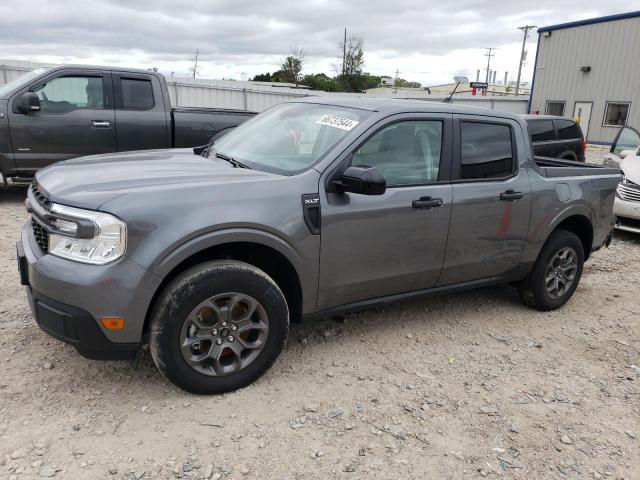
{"left": 484, "top": 48, "right": 495, "bottom": 83}
{"left": 393, "top": 68, "right": 400, "bottom": 94}
{"left": 342, "top": 27, "right": 347, "bottom": 75}
{"left": 192, "top": 48, "right": 199, "bottom": 79}
{"left": 515, "top": 25, "right": 536, "bottom": 96}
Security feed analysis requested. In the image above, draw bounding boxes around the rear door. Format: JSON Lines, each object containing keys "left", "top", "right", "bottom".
{"left": 438, "top": 116, "right": 533, "bottom": 285}
{"left": 112, "top": 73, "right": 169, "bottom": 151}
{"left": 317, "top": 114, "right": 453, "bottom": 310}
{"left": 8, "top": 69, "right": 115, "bottom": 173}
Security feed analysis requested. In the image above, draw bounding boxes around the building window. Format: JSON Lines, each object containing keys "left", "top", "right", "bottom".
{"left": 603, "top": 102, "right": 630, "bottom": 127}
{"left": 545, "top": 101, "right": 565, "bottom": 116}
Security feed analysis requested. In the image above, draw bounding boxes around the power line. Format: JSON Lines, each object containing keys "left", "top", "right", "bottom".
{"left": 515, "top": 25, "right": 536, "bottom": 96}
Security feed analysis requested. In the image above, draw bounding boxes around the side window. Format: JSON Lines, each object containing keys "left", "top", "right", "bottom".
{"left": 460, "top": 122, "right": 514, "bottom": 180}
{"left": 119, "top": 78, "right": 154, "bottom": 110}
{"left": 556, "top": 119, "right": 581, "bottom": 140}
{"left": 612, "top": 126, "right": 640, "bottom": 156}
{"left": 545, "top": 101, "right": 565, "bottom": 116}
{"left": 528, "top": 120, "right": 555, "bottom": 142}
{"left": 34, "top": 76, "right": 103, "bottom": 113}
{"left": 603, "top": 102, "right": 630, "bottom": 127}
{"left": 352, "top": 120, "right": 443, "bottom": 186}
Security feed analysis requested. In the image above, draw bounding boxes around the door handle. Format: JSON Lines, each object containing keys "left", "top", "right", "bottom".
{"left": 500, "top": 190, "right": 524, "bottom": 201}
{"left": 412, "top": 196, "right": 443, "bottom": 210}
{"left": 91, "top": 120, "right": 111, "bottom": 128}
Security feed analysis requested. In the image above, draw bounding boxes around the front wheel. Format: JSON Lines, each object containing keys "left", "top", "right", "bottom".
{"left": 517, "top": 229, "right": 585, "bottom": 311}
{"left": 149, "top": 260, "right": 289, "bottom": 394}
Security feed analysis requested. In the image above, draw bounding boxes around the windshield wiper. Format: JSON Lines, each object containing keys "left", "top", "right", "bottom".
{"left": 214, "top": 152, "right": 251, "bottom": 169}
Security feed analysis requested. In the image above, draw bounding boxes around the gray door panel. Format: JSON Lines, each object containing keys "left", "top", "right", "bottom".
{"left": 317, "top": 185, "right": 453, "bottom": 310}
{"left": 317, "top": 113, "right": 454, "bottom": 310}
{"left": 437, "top": 172, "right": 532, "bottom": 285}
{"left": 438, "top": 115, "right": 533, "bottom": 285}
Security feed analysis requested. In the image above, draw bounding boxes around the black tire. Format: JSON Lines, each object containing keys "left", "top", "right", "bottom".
{"left": 517, "top": 229, "right": 585, "bottom": 311}
{"left": 149, "top": 260, "right": 289, "bottom": 394}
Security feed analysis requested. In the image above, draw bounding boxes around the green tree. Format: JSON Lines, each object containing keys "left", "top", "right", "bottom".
{"left": 301, "top": 73, "right": 338, "bottom": 92}
{"left": 336, "top": 37, "right": 365, "bottom": 92}
{"left": 252, "top": 72, "right": 272, "bottom": 82}
{"left": 280, "top": 47, "right": 305, "bottom": 84}
{"left": 395, "top": 78, "right": 422, "bottom": 89}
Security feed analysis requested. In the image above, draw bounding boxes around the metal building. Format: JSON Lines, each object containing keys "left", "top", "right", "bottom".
{"left": 529, "top": 11, "right": 640, "bottom": 145}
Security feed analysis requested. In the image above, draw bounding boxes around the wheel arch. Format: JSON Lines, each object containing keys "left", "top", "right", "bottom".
{"left": 144, "top": 231, "right": 307, "bottom": 337}
{"left": 548, "top": 213, "right": 594, "bottom": 259}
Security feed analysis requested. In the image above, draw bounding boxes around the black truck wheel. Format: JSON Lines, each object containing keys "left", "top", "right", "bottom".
{"left": 518, "top": 229, "right": 585, "bottom": 311}
{"left": 149, "top": 260, "right": 289, "bottom": 394}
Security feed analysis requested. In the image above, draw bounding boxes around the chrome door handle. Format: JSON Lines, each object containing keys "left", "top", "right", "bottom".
{"left": 91, "top": 120, "right": 111, "bottom": 128}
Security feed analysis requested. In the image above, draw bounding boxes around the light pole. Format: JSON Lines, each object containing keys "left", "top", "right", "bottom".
{"left": 515, "top": 25, "right": 536, "bottom": 96}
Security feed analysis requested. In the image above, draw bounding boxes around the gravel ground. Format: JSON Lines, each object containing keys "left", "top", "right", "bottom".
{"left": 1, "top": 186, "right": 639, "bottom": 480}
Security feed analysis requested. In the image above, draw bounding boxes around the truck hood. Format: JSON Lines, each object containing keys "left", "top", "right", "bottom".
{"left": 35, "top": 149, "right": 279, "bottom": 210}
{"left": 620, "top": 156, "right": 640, "bottom": 184}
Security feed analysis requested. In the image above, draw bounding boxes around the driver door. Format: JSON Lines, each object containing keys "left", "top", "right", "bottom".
{"left": 604, "top": 126, "right": 640, "bottom": 168}
{"left": 8, "top": 70, "right": 115, "bottom": 173}
{"left": 317, "top": 114, "right": 453, "bottom": 310}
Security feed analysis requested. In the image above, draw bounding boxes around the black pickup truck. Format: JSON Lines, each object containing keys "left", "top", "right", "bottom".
{"left": 0, "top": 65, "right": 255, "bottom": 186}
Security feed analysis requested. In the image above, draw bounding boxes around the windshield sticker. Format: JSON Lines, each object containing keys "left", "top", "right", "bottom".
{"left": 316, "top": 115, "right": 359, "bottom": 131}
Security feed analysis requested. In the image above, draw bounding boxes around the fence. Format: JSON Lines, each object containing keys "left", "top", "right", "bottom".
{"left": 1, "top": 62, "right": 529, "bottom": 114}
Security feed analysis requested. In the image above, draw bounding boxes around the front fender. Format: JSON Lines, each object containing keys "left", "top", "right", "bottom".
{"left": 147, "top": 227, "right": 319, "bottom": 316}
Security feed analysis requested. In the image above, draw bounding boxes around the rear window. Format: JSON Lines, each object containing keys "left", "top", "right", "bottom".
{"left": 460, "top": 122, "right": 514, "bottom": 180}
{"left": 120, "top": 78, "right": 154, "bottom": 110}
{"left": 528, "top": 120, "right": 555, "bottom": 142}
{"left": 556, "top": 119, "right": 581, "bottom": 140}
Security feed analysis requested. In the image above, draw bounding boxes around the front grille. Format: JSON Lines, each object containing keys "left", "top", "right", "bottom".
{"left": 617, "top": 183, "right": 640, "bottom": 203}
{"left": 30, "top": 182, "right": 52, "bottom": 209}
{"left": 32, "top": 218, "right": 49, "bottom": 254}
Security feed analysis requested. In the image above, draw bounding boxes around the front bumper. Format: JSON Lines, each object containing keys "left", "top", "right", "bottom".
{"left": 613, "top": 197, "right": 640, "bottom": 234}
{"left": 18, "top": 220, "right": 162, "bottom": 358}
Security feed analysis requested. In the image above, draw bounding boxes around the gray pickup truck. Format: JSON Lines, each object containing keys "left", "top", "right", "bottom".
{"left": 16, "top": 98, "right": 620, "bottom": 394}
{"left": 0, "top": 65, "right": 254, "bottom": 186}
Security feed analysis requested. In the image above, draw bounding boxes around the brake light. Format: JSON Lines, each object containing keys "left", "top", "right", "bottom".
{"left": 581, "top": 139, "right": 587, "bottom": 156}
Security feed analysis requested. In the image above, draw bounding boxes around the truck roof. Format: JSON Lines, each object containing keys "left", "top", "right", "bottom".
{"left": 42, "top": 64, "right": 164, "bottom": 77}
{"left": 294, "top": 95, "right": 523, "bottom": 120}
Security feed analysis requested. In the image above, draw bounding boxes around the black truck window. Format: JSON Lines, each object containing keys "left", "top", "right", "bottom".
{"left": 528, "top": 120, "right": 555, "bottom": 142}
{"left": 120, "top": 78, "right": 154, "bottom": 110}
{"left": 460, "top": 122, "right": 513, "bottom": 179}
{"left": 556, "top": 119, "right": 581, "bottom": 140}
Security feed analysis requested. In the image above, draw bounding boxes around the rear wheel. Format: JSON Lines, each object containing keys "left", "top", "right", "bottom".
{"left": 149, "top": 260, "right": 289, "bottom": 394}
{"left": 518, "top": 229, "right": 584, "bottom": 311}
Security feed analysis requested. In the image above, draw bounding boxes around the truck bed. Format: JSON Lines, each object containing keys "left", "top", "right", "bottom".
{"left": 171, "top": 108, "right": 256, "bottom": 148}
{"left": 534, "top": 156, "right": 621, "bottom": 178}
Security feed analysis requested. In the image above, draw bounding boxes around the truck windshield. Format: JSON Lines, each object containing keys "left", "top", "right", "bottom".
{"left": 209, "top": 103, "right": 371, "bottom": 175}
{"left": 0, "top": 68, "right": 49, "bottom": 99}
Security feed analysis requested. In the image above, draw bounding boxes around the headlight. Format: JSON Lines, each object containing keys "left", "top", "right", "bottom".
{"left": 48, "top": 204, "right": 126, "bottom": 265}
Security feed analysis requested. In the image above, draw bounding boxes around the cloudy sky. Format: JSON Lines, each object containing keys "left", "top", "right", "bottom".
{"left": 0, "top": 0, "right": 637, "bottom": 86}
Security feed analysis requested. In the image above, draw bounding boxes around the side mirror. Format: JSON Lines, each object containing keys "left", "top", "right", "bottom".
{"left": 17, "top": 92, "right": 41, "bottom": 114}
{"left": 333, "top": 165, "right": 386, "bottom": 195}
